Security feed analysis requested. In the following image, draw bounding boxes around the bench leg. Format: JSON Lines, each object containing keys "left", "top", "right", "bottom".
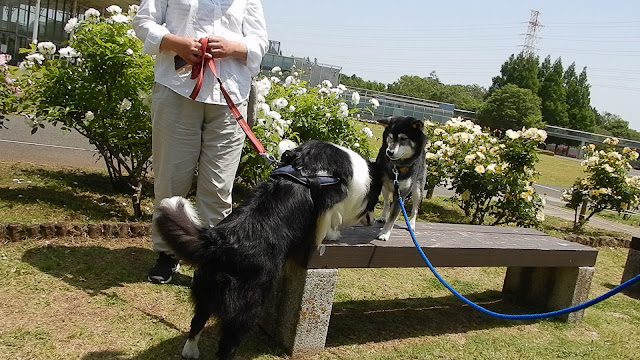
{"left": 503, "top": 266, "right": 595, "bottom": 323}
{"left": 261, "top": 261, "right": 338, "bottom": 358}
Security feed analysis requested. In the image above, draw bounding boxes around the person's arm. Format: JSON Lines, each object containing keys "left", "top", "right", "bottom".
{"left": 133, "top": 0, "right": 205, "bottom": 66}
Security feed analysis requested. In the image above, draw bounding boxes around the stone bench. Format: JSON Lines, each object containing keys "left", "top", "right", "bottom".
{"left": 261, "top": 222, "right": 599, "bottom": 358}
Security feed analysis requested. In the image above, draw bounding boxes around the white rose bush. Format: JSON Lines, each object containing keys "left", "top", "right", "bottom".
{"left": 237, "top": 68, "right": 374, "bottom": 185}
{"left": 563, "top": 138, "right": 640, "bottom": 232}
{"left": 428, "top": 117, "right": 547, "bottom": 227}
{"left": 16, "top": 5, "right": 154, "bottom": 218}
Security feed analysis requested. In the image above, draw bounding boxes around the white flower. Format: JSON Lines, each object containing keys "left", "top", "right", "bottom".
{"left": 337, "top": 102, "right": 349, "bottom": 118}
{"left": 425, "top": 152, "right": 438, "bottom": 160}
{"left": 128, "top": 4, "right": 140, "bottom": 16}
{"left": 270, "top": 76, "right": 281, "bottom": 84}
{"left": 106, "top": 5, "right": 122, "bottom": 14}
{"left": 271, "top": 97, "right": 288, "bottom": 110}
{"left": 277, "top": 139, "right": 297, "bottom": 157}
{"left": 125, "top": 48, "right": 134, "bottom": 55}
{"left": 536, "top": 212, "right": 545, "bottom": 222}
{"left": 464, "top": 154, "right": 476, "bottom": 164}
{"left": 64, "top": 18, "right": 79, "bottom": 33}
{"left": 289, "top": 105, "right": 296, "bottom": 112}
{"left": 486, "top": 163, "right": 497, "bottom": 173}
{"left": 271, "top": 66, "right": 281, "bottom": 74}
{"left": 119, "top": 98, "right": 132, "bottom": 112}
{"left": 85, "top": 8, "right": 101, "bottom": 22}
{"left": 362, "top": 127, "right": 373, "bottom": 138}
{"left": 293, "top": 87, "right": 307, "bottom": 96}
{"left": 474, "top": 165, "right": 485, "bottom": 174}
{"left": 59, "top": 46, "right": 80, "bottom": 61}
{"left": 603, "top": 137, "right": 619, "bottom": 146}
{"left": 37, "top": 42, "right": 56, "bottom": 56}
{"left": 603, "top": 164, "right": 615, "bottom": 173}
{"left": 84, "top": 111, "right": 94, "bottom": 121}
{"left": 110, "top": 14, "right": 129, "bottom": 23}
{"left": 268, "top": 110, "right": 282, "bottom": 121}
{"left": 321, "top": 79, "right": 332, "bottom": 88}
{"left": 350, "top": 91, "right": 361, "bottom": 107}
{"left": 126, "top": 29, "right": 137, "bottom": 38}
{"left": 284, "top": 76, "right": 295, "bottom": 86}
{"left": 353, "top": 142, "right": 360, "bottom": 148}
{"left": 25, "top": 53, "right": 45, "bottom": 64}
{"left": 505, "top": 129, "right": 520, "bottom": 140}
{"left": 19, "top": 60, "right": 34, "bottom": 69}
{"left": 255, "top": 78, "right": 272, "bottom": 99}
{"left": 319, "top": 87, "right": 330, "bottom": 96}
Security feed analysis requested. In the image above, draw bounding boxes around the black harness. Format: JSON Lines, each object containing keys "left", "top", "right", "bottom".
{"left": 270, "top": 165, "right": 341, "bottom": 187}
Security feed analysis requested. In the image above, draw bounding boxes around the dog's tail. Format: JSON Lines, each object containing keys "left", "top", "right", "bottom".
{"left": 155, "top": 196, "right": 208, "bottom": 265}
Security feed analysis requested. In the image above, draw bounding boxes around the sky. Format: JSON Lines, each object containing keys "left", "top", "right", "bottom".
{"left": 261, "top": 0, "right": 640, "bottom": 130}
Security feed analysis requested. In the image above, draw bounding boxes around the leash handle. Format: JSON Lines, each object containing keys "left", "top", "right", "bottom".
{"left": 188, "top": 38, "right": 271, "bottom": 159}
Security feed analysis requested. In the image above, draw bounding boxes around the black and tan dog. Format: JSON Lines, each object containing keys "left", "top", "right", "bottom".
{"left": 374, "top": 116, "right": 428, "bottom": 241}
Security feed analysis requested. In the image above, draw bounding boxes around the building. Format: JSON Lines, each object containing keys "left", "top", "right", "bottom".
{"left": 1, "top": 1, "right": 136, "bottom": 64}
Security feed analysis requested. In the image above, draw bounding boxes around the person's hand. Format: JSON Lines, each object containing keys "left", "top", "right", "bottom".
{"left": 206, "top": 36, "right": 246, "bottom": 61}
{"left": 161, "top": 34, "right": 211, "bottom": 66}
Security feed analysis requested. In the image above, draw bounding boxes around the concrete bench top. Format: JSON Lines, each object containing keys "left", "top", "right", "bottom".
{"left": 309, "top": 222, "right": 598, "bottom": 269}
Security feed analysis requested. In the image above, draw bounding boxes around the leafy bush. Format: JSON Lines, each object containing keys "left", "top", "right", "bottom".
{"left": 426, "top": 118, "right": 546, "bottom": 226}
{"left": 238, "top": 68, "right": 375, "bottom": 185}
{"left": 16, "top": 6, "right": 154, "bottom": 218}
{"left": 563, "top": 138, "right": 640, "bottom": 232}
{"left": 0, "top": 56, "right": 19, "bottom": 128}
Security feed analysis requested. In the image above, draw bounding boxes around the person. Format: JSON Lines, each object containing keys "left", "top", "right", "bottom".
{"left": 133, "top": 0, "right": 268, "bottom": 284}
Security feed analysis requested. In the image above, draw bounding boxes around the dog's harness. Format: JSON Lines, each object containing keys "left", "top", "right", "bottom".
{"left": 270, "top": 165, "right": 341, "bottom": 187}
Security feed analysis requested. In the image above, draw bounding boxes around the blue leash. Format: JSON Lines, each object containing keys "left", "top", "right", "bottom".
{"left": 395, "top": 182, "right": 640, "bottom": 320}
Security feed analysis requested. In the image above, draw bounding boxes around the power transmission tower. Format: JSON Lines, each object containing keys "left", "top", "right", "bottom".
{"left": 521, "top": 10, "right": 542, "bottom": 57}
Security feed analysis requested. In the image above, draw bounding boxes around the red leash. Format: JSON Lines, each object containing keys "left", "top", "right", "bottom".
{"left": 189, "top": 38, "right": 274, "bottom": 163}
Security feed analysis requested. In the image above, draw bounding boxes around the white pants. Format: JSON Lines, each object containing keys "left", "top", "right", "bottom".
{"left": 151, "top": 84, "right": 246, "bottom": 253}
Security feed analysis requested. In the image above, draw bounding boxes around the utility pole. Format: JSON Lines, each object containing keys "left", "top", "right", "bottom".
{"left": 521, "top": 10, "right": 542, "bottom": 57}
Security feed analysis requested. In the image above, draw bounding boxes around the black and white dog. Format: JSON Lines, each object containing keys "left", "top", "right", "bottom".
{"left": 154, "top": 140, "right": 379, "bottom": 360}
{"left": 374, "top": 116, "right": 428, "bottom": 241}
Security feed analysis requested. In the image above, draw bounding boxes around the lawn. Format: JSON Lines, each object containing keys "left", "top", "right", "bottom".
{"left": 0, "top": 237, "right": 638, "bottom": 360}
{"left": 536, "top": 153, "right": 585, "bottom": 187}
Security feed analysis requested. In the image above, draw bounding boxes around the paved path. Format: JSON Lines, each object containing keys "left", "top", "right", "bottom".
{"left": 1, "top": 114, "right": 638, "bottom": 237}
{"left": 0, "top": 114, "right": 104, "bottom": 169}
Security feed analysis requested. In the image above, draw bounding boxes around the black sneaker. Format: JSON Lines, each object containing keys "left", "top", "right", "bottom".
{"left": 147, "top": 252, "right": 180, "bottom": 284}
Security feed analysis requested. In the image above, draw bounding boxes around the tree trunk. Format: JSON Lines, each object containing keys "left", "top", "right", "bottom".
{"left": 130, "top": 178, "right": 143, "bottom": 219}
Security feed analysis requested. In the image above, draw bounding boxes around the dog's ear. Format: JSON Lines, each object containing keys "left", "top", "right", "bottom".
{"left": 377, "top": 117, "right": 391, "bottom": 128}
{"left": 411, "top": 118, "right": 425, "bottom": 131}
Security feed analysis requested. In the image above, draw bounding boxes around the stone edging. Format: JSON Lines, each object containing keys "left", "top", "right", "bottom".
{"left": 1, "top": 222, "right": 152, "bottom": 242}
{"left": 0, "top": 222, "right": 632, "bottom": 248}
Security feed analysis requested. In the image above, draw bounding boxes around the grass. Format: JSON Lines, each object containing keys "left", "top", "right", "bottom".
{"left": 0, "top": 237, "right": 638, "bottom": 360}
{"left": 0, "top": 160, "right": 154, "bottom": 223}
{"left": 536, "top": 153, "right": 585, "bottom": 187}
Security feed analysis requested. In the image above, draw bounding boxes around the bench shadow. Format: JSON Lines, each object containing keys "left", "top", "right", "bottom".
{"left": 326, "top": 291, "right": 532, "bottom": 347}
{"left": 21, "top": 244, "right": 191, "bottom": 295}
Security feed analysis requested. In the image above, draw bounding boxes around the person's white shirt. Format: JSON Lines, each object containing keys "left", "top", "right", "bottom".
{"left": 133, "top": 0, "right": 268, "bottom": 105}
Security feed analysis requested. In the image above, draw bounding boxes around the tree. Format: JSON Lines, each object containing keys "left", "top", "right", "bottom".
{"left": 477, "top": 84, "right": 543, "bottom": 130}
{"left": 538, "top": 56, "right": 569, "bottom": 127}
{"left": 565, "top": 63, "right": 595, "bottom": 131}
{"left": 17, "top": 9, "right": 154, "bottom": 218}
{"left": 490, "top": 53, "right": 540, "bottom": 94}
{"left": 386, "top": 75, "right": 441, "bottom": 99}
{"left": 338, "top": 74, "right": 386, "bottom": 92}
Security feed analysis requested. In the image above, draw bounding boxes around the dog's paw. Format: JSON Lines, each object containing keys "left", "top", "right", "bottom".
{"left": 182, "top": 339, "right": 200, "bottom": 359}
{"left": 376, "top": 231, "right": 391, "bottom": 241}
{"left": 325, "top": 229, "right": 341, "bottom": 241}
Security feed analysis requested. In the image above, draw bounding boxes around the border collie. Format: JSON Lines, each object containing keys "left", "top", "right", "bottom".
{"left": 374, "top": 116, "right": 428, "bottom": 241}
{"left": 154, "top": 140, "right": 380, "bottom": 359}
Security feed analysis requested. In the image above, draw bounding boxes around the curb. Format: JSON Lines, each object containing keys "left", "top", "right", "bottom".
{"left": 1, "top": 222, "right": 152, "bottom": 242}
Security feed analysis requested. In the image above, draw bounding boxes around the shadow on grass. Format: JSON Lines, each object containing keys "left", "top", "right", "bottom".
{"left": 80, "top": 323, "right": 286, "bottom": 360}
{"left": 2, "top": 167, "right": 153, "bottom": 222}
{"left": 21, "top": 244, "right": 191, "bottom": 295}
{"left": 326, "top": 292, "right": 530, "bottom": 347}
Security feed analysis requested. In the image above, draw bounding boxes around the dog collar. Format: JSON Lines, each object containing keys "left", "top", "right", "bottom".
{"left": 270, "top": 165, "right": 341, "bottom": 187}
